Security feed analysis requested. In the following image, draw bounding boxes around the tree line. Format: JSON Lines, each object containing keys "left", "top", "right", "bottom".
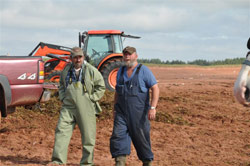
{"left": 138, "top": 57, "right": 246, "bottom": 66}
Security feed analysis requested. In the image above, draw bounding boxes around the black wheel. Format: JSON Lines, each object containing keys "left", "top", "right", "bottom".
{"left": 101, "top": 60, "right": 123, "bottom": 91}
{"left": 46, "top": 71, "right": 61, "bottom": 82}
{"left": 0, "top": 90, "right": 6, "bottom": 123}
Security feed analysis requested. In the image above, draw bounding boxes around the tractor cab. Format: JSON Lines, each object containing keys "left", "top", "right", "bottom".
{"left": 79, "top": 30, "right": 139, "bottom": 68}
{"left": 84, "top": 32, "right": 123, "bottom": 67}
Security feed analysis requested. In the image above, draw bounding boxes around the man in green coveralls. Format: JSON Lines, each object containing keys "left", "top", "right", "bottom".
{"left": 49, "top": 47, "right": 105, "bottom": 166}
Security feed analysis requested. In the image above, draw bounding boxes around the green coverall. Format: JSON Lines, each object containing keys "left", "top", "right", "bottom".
{"left": 51, "top": 62, "right": 105, "bottom": 166}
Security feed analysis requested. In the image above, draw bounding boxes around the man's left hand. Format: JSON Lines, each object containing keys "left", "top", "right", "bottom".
{"left": 148, "top": 109, "right": 156, "bottom": 120}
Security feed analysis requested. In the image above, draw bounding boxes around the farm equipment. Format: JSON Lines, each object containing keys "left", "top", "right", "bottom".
{"left": 29, "top": 30, "right": 140, "bottom": 91}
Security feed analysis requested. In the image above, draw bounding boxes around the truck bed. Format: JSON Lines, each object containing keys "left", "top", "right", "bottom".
{"left": 0, "top": 56, "right": 47, "bottom": 108}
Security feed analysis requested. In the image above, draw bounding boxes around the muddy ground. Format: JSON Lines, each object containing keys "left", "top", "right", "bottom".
{"left": 0, "top": 65, "right": 249, "bottom": 166}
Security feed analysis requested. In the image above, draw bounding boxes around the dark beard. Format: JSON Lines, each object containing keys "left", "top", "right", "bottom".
{"left": 74, "top": 63, "right": 82, "bottom": 69}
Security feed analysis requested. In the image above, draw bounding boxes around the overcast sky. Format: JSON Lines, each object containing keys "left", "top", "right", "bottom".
{"left": 0, "top": 0, "right": 249, "bottom": 62}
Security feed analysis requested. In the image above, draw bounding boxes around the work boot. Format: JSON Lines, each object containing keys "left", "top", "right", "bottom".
{"left": 115, "top": 155, "right": 126, "bottom": 166}
{"left": 143, "top": 160, "right": 152, "bottom": 166}
{"left": 46, "top": 162, "right": 66, "bottom": 166}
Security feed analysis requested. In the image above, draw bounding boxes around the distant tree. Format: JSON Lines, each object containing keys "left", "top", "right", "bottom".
{"left": 170, "top": 60, "right": 186, "bottom": 64}
{"left": 138, "top": 57, "right": 245, "bottom": 65}
{"left": 188, "top": 59, "right": 210, "bottom": 66}
{"left": 165, "top": 60, "right": 170, "bottom": 64}
{"left": 150, "top": 58, "right": 162, "bottom": 64}
{"left": 138, "top": 58, "right": 163, "bottom": 64}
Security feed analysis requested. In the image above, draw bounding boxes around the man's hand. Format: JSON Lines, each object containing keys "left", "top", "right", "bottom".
{"left": 148, "top": 83, "right": 159, "bottom": 120}
{"left": 148, "top": 109, "right": 156, "bottom": 120}
{"left": 234, "top": 64, "right": 250, "bottom": 106}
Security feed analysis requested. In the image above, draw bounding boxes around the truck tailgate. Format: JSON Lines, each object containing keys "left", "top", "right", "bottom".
{"left": 0, "top": 56, "right": 42, "bottom": 85}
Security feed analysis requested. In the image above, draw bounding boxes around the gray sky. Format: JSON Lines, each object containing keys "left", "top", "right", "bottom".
{"left": 0, "top": 0, "right": 249, "bottom": 62}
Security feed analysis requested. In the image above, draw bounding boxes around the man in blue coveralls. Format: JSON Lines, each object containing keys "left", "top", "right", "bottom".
{"left": 110, "top": 46, "right": 160, "bottom": 166}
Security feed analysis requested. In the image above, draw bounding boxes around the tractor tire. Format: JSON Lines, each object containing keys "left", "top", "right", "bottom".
{"left": 46, "top": 71, "right": 61, "bottom": 82}
{"left": 101, "top": 60, "right": 123, "bottom": 91}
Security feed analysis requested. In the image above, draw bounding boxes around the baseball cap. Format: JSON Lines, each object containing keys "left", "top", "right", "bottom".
{"left": 71, "top": 47, "right": 84, "bottom": 57}
{"left": 123, "top": 46, "right": 136, "bottom": 54}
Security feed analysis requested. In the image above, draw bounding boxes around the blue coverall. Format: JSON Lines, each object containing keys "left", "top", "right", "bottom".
{"left": 110, "top": 64, "right": 154, "bottom": 161}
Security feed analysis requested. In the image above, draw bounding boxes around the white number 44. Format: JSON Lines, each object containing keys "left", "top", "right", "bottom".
{"left": 18, "top": 73, "right": 36, "bottom": 80}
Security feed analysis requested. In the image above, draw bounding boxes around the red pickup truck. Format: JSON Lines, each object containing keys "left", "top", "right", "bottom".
{"left": 0, "top": 56, "right": 54, "bottom": 122}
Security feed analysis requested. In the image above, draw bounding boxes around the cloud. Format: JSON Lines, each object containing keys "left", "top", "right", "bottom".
{"left": 0, "top": 0, "right": 249, "bottom": 60}
{"left": 1, "top": 0, "right": 248, "bottom": 33}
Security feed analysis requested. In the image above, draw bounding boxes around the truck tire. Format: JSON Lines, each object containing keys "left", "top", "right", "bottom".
{"left": 101, "top": 60, "right": 123, "bottom": 91}
{"left": 46, "top": 71, "right": 61, "bottom": 82}
{"left": 0, "top": 88, "right": 5, "bottom": 123}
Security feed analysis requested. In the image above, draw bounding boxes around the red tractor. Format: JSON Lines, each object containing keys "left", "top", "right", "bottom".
{"left": 29, "top": 30, "right": 140, "bottom": 91}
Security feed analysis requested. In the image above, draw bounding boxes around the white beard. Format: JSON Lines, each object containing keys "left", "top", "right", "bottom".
{"left": 123, "top": 60, "right": 136, "bottom": 68}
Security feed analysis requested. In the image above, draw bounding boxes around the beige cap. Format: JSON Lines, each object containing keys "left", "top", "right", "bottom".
{"left": 123, "top": 46, "right": 136, "bottom": 54}
{"left": 71, "top": 47, "right": 84, "bottom": 57}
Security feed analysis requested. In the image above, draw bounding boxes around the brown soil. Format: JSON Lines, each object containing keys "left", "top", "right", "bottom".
{"left": 0, "top": 66, "right": 249, "bottom": 166}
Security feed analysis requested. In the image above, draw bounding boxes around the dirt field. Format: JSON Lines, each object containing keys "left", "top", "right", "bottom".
{"left": 0, "top": 65, "right": 250, "bottom": 166}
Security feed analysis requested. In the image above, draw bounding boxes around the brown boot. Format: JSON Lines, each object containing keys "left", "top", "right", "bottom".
{"left": 115, "top": 155, "right": 126, "bottom": 166}
{"left": 143, "top": 160, "right": 152, "bottom": 166}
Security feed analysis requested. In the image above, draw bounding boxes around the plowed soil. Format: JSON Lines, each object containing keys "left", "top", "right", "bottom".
{"left": 0, "top": 65, "right": 249, "bottom": 166}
